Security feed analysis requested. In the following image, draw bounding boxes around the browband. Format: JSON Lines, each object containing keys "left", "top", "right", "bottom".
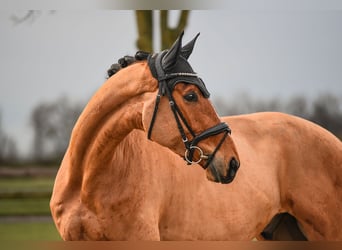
{"left": 148, "top": 51, "right": 210, "bottom": 98}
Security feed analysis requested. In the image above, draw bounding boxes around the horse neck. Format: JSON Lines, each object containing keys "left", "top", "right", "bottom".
{"left": 65, "top": 61, "right": 157, "bottom": 191}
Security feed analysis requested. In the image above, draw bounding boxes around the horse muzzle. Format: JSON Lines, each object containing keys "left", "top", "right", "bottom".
{"left": 208, "top": 157, "right": 240, "bottom": 184}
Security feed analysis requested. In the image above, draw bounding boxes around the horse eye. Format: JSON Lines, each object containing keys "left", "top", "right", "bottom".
{"left": 183, "top": 92, "right": 198, "bottom": 102}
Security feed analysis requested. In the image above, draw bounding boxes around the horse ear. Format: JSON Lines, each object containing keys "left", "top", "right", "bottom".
{"left": 162, "top": 31, "right": 184, "bottom": 71}
{"left": 181, "top": 33, "right": 200, "bottom": 59}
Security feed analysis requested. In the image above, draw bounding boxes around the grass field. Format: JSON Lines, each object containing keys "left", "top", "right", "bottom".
{"left": 0, "top": 197, "right": 51, "bottom": 216}
{"left": 0, "top": 177, "right": 54, "bottom": 193}
{"left": 0, "top": 222, "right": 61, "bottom": 240}
{"left": 0, "top": 177, "right": 54, "bottom": 216}
{"left": 0, "top": 172, "right": 61, "bottom": 240}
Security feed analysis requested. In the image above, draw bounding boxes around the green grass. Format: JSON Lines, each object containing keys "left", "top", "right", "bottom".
{"left": 0, "top": 197, "right": 51, "bottom": 216}
{"left": 0, "top": 222, "right": 61, "bottom": 240}
{"left": 0, "top": 177, "right": 53, "bottom": 216}
{"left": 0, "top": 176, "right": 62, "bottom": 241}
{"left": 0, "top": 177, "right": 55, "bottom": 193}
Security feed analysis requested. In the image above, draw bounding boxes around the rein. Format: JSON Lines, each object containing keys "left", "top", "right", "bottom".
{"left": 145, "top": 51, "right": 231, "bottom": 169}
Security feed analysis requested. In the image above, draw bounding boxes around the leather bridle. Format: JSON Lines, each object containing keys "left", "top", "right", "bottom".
{"left": 146, "top": 51, "right": 232, "bottom": 169}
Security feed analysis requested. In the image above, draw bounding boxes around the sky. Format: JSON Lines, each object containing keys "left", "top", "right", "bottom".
{"left": 0, "top": 9, "right": 342, "bottom": 156}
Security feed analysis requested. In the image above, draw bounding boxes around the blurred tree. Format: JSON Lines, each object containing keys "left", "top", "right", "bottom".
{"left": 0, "top": 112, "right": 18, "bottom": 164}
{"left": 30, "top": 96, "right": 83, "bottom": 163}
{"left": 135, "top": 11, "right": 154, "bottom": 52}
{"left": 214, "top": 92, "right": 284, "bottom": 116}
{"left": 285, "top": 96, "right": 309, "bottom": 119}
{"left": 310, "top": 94, "right": 342, "bottom": 138}
{"left": 135, "top": 10, "right": 190, "bottom": 52}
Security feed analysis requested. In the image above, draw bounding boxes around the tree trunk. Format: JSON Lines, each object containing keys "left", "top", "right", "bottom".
{"left": 135, "top": 10, "right": 154, "bottom": 52}
{"left": 160, "top": 10, "right": 189, "bottom": 50}
{"left": 135, "top": 10, "right": 190, "bottom": 52}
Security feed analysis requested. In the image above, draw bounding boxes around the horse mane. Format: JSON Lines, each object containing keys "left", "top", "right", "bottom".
{"left": 107, "top": 51, "right": 150, "bottom": 78}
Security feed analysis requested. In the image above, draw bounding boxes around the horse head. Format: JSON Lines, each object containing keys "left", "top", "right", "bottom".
{"left": 140, "top": 32, "right": 240, "bottom": 184}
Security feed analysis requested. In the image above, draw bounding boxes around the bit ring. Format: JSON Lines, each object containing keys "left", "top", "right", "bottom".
{"left": 184, "top": 146, "right": 208, "bottom": 164}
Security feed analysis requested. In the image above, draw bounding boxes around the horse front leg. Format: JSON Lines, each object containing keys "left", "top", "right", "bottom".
{"left": 258, "top": 213, "right": 307, "bottom": 241}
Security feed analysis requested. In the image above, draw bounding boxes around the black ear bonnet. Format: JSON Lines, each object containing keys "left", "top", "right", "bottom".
{"left": 147, "top": 32, "right": 210, "bottom": 98}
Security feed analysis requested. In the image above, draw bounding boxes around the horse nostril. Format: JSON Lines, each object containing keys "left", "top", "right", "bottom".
{"left": 219, "top": 158, "right": 240, "bottom": 184}
{"left": 231, "top": 157, "right": 240, "bottom": 169}
{"left": 228, "top": 157, "right": 240, "bottom": 178}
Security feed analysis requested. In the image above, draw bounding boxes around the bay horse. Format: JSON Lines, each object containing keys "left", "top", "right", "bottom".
{"left": 50, "top": 33, "right": 342, "bottom": 240}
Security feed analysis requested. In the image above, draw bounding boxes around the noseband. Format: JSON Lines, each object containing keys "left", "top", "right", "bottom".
{"left": 145, "top": 51, "right": 231, "bottom": 169}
